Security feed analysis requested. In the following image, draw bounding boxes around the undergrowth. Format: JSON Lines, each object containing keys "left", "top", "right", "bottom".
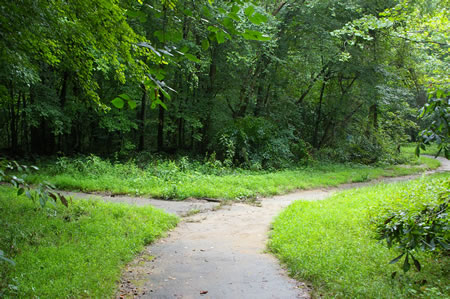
{"left": 23, "top": 154, "right": 439, "bottom": 200}
{"left": 0, "top": 187, "right": 178, "bottom": 298}
{"left": 269, "top": 173, "right": 450, "bottom": 298}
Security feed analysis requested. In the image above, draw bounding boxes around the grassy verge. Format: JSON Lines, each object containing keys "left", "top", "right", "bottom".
{"left": 400, "top": 143, "right": 443, "bottom": 157}
{"left": 268, "top": 173, "right": 449, "bottom": 298}
{"left": 0, "top": 187, "right": 178, "bottom": 298}
{"left": 24, "top": 155, "right": 439, "bottom": 200}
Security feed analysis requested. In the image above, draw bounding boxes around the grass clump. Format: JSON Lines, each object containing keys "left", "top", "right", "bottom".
{"left": 269, "top": 173, "right": 450, "bottom": 298}
{"left": 24, "top": 154, "right": 439, "bottom": 200}
{"left": 0, "top": 186, "right": 178, "bottom": 298}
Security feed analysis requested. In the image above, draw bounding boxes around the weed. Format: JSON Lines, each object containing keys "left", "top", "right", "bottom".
{"left": 184, "top": 209, "right": 201, "bottom": 217}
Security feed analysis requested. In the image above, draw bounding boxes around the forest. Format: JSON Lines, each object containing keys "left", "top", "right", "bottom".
{"left": 0, "top": 0, "right": 449, "bottom": 298}
{"left": 1, "top": 0, "right": 447, "bottom": 165}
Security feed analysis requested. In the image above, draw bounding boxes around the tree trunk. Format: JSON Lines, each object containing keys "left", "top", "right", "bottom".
{"left": 312, "top": 80, "right": 326, "bottom": 148}
{"left": 9, "top": 84, "right": 18, "bottom": 152}
{"left": 21, "top": 93, "right": 28, "bottom": 153}
{"left": 138, "top": 85, "right": 147, "bottom": 151}
{"left": 369, "top": 104, "right": 378, "bottom": 129}
{"left": 157, "top": 99, "right": 165, "bottom": 152}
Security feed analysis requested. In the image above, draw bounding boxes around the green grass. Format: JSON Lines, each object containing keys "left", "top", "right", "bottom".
{"left": 24, "top": 155, "right": 440, "bottom": 200}
{"left": 268, "top": 173, "right": 450, "bottom": 298}
{"left": 400, "top": 143, "right": 443, "bottom": 157}
{"left": 0, "top": 187, "right": 178, "bottom": 298}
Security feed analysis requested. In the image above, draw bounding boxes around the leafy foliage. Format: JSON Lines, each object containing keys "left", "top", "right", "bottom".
{"left": 0, "top": 0, "right": 447, "bottom": 167}
{"left": 373, "top": 177, "right": 449, "bottom": 274}
{"left": 0, "top": 160, "right": 69, "bottom": 208}
{"left": 417, "top": 91, "right": 450, "bottom": 158}
{"left": 215, "top": 116, "right": 307, "bottom": 169}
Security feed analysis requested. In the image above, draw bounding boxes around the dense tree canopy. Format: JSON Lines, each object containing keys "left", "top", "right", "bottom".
{"left": 1, "top": 0, "right": 448, "bottom": 165}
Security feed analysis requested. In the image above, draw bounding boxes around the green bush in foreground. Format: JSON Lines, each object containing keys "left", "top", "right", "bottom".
{"left": 373, "top": 181, "right": 449, "bottom": 274}
{"left": 269, "top": 174, "right": 450, "bottom": 298}
{"left": 0, "top": 187, "right": 178, "bottom": 298}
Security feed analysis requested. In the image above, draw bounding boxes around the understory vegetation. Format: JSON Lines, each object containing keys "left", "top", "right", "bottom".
{"left": 0, "top": 187, "right": 178, "bottom": 298}
{"left": 22, "top": 153, "right": 439, "bottom": 200}
{"left": 1, "top": 0, "right": 448, "bottom": 164}
{"left": 269, "top": 174, "right": 449, "bottom": 298}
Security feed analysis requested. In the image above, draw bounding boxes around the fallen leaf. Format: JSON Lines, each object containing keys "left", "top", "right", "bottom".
{"left": 200, "top": 290, "right": 208, "bottom": 295}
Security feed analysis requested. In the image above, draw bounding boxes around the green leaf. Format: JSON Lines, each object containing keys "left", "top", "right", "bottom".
{"left": 179, "top": 45, "right": 189, "bottom": 53}
{"left": 410, "top": 254, "right": 421, "bottom": 271}
{"left": 207, "top": 26, "right": 219, "bottom": 33}
{"left": 155, "top": 72, "right": 165, "bottom": 81}
{"left": 154, "top": 99, "right": 167, "bottom": 110}
{"left": 228, "top": 12, "right": 240, "bottom": 21}
{"left": 402, "top": 254, "right": 410, "bottom": 272}
{"left": 242, "top": 29, "right": 270, "bottom": 41}
{"left": 244, "top": 6, "right": 255, "bottom": 17}
{"left": 248, "top": 13, "right": 268, "bottom": 25}
{"left": 17, "top": 187, "right": 24, "bottom": 196}
{"left": 221, "top": 17, "right": 234, "bottom": 31}
{"left": 389, "top": 253, "right": 404, "bottom": 264}
{"left": 0, "top": 250, "right": 15, "bottom": 266}
{"left": 159, "top": 88, "right": 171, "bottom": 100}
{"left": 118, "top": 94, "right": 131, "bottom": 101}
{"left": 39, "top": 196, "right": 46, "bottom": 207}
{"left": 216, "top": 31, "right": 226, "bottom": 44}
{"left": 202, "top": 39, "right": 210, "bottom": 51}
{"left": 185, "top": 53, "right": 201, "bottom": 63}
{"left": 128, "top": 100, "right": 137, "bottom": 109}
{"left": 59, "top": 194, "right": 69, "bottom": 207}
{"left": 111, "top": 97, "right": 124, "bottom": 109}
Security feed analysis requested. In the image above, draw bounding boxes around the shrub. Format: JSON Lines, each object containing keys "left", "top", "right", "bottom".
{"left": 373, "top": 177, "right": 449, "bottom": 273}
{"left": 215, "top": 116, "right": 309, "bottom": 169}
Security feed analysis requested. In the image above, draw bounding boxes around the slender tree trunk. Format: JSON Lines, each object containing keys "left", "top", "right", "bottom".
{"left": 30, "top": 87, "right": 41, "bottom": 154}
{"left": 138, "top": 85, "right": 147, "bottom": 151}
{"left": 157, "top": 99, "right": 165, "bottom": 152}
{"left": 21, "top": 93, "right": 28, "bottom": 153}
{"left": 60, "top": 71, "right": 69, "bottom": 108}
{"left": 312, "top": 80, "right": 326, "bottom": 148}
{"left": 254, "top": 84, "right": 265, "bottom": 116}
{"left": 9, "top": 104, "right": 17, "bottom": 151}
{"left": 58, "top": 71, "right": 70, "bottom": 152}
{"left": 369, "top": 104, "right": 378, "bottom": 129}
{"left": 9, "top": 83, "right": 18, "bottom": 152}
